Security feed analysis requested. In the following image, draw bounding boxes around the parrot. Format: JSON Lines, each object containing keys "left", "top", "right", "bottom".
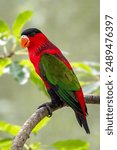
{"left": 20, "top": 28, "right": 90, "bottom": 134}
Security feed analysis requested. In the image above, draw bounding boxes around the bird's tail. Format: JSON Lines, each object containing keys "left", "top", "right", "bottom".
{"left": 74, "top": 111, "right": 90, "bottom": 134}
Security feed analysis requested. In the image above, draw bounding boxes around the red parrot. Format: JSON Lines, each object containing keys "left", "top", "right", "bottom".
{"left": 20, "top": 28, "right": 90, "bottom": 134}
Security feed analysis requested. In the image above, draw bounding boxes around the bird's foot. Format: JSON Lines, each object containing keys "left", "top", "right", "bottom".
{"left": 37, "top": 103, "right": 52, "bottom": 117}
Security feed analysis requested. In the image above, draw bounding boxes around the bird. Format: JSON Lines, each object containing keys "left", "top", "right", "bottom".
{"left": 20, "top": 28, "right": 90, "bottom": 134}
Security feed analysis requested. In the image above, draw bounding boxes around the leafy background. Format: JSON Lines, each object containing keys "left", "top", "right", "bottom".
{"left": 0, "top": 0, "right": 99, "bottom": 150}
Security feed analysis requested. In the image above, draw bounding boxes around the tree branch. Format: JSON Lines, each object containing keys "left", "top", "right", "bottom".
{"left": 11, "top": 94, "right": 100, "bottom": 150}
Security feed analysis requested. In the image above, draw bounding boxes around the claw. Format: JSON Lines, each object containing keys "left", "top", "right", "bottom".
{"left": 38, "top": 103, "right": 52, "bottom": 117}
{"left": 45, "top": 105, "right": 52, "bottom": 117}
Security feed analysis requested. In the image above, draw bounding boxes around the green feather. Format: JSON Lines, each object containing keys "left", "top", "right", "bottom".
{"left": 40, "top": 54, "right": 81, "bottom": 91}
{"left": 57, "top": 88, "right": 83, "bottom": 114}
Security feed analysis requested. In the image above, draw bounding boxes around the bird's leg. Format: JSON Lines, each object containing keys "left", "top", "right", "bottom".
{"left": 38, "top": 88, "right": 66, "bottom": 117}
{"left": 37, "top": 99, "right": 65, "bottom": 117}
{"left": 48, "top": 88, "right": 65, "bottom": 107}
{"left": 51, "top": 98, "right": 65, "bottom": 107}
{"left": 37, "top": 102, "right": 53, "bottom": 117}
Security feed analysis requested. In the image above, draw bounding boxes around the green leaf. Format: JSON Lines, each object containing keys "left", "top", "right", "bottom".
{"left": 0, "top": 58, "right": 11, "bottom": 76}
{"left": 84, "top": 61, "right": 100, "bottom": 71}
{"left": 29, "top": 142, "right": 40, "bottom": 150}
{"left": 52, "top": 140, "right": 90, "bottom": 150}
{"left": 0, "top": 19, "right": 10, "bottom": 37}
{"left": 71, "top": 62, "right": 92, "bottom": 73}
{"left": 12, "top": 10, "right": 33, "bottom": 38}
{"left": 0, "top": 138, "right": 12, "bottom": 150}
{"left": 32, "top": 117, "right": 50, "bottom": 134}
{"left": 84, "top": 61, "right": 100, "bottom": 76}
{"left": 0, "top": 19, "right": 10, "bottom": 45}
{"left": 83, "top": 82, "right": 100, "bottom": 94}
{"left": 0, "top": 121, "right": 21, "bottom": 136}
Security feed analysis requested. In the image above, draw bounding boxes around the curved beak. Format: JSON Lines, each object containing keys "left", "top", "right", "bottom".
{"left": 20, "top": 35, "right": 30, "bottom": 48}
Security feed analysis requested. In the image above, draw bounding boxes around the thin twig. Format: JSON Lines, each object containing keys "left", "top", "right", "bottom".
{"left": 84, "top": 95, "right": 100, "bottom": 104}
{"left": 11, "top": 94, "right": 100, "bottom": 150}
{"left": 0, "top": 49, "right": 27, "bottom": 59}
{"left": 0, "top": 51, "right": 15, "bottom": 59}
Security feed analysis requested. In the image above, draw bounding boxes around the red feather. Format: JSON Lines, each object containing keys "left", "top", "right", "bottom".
{"left": 75, "top": 89, "right": 86, "bottom": 117}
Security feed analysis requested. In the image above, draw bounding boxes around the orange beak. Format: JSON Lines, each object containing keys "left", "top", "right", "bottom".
{"left": 20, "top": 35, "right": 30, "bottom": 48}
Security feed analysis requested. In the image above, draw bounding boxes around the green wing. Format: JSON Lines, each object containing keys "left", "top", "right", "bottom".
{"left": 40, "top": 53, "right": 84, "bottom": 115}
{"left": 40, "top": 53, "right": 81, "bottom": 91}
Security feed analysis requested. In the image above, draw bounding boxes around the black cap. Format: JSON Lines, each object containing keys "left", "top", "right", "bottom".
{"left": 21, "top": 28, "right": 41, "bottom": 36}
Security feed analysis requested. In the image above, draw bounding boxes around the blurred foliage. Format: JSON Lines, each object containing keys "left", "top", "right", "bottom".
{"left": 0, "top": 118, "right": 49, "bottom": 149}
{"left": 0, "top": 119, "right": 89, "bottom": 150}
{"left": 0, "top": 10, "right": 99, "bottom": 149}
{"left": 52, "top": 140, "right": 90, "bottom": 150}
{"left": 12, "top": 10, "right": 33, "bottom": 39}
{"left": 0, "top": 121, "right": 20, "bottom": 136}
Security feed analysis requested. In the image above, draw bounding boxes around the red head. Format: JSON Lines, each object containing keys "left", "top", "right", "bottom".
{"left": 20, "top": 28, "right": 48, "bottom": 51}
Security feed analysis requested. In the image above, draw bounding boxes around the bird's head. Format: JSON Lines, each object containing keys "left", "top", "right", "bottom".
{"left": 20, "top": 28, "right": 47, "bottom": 49}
